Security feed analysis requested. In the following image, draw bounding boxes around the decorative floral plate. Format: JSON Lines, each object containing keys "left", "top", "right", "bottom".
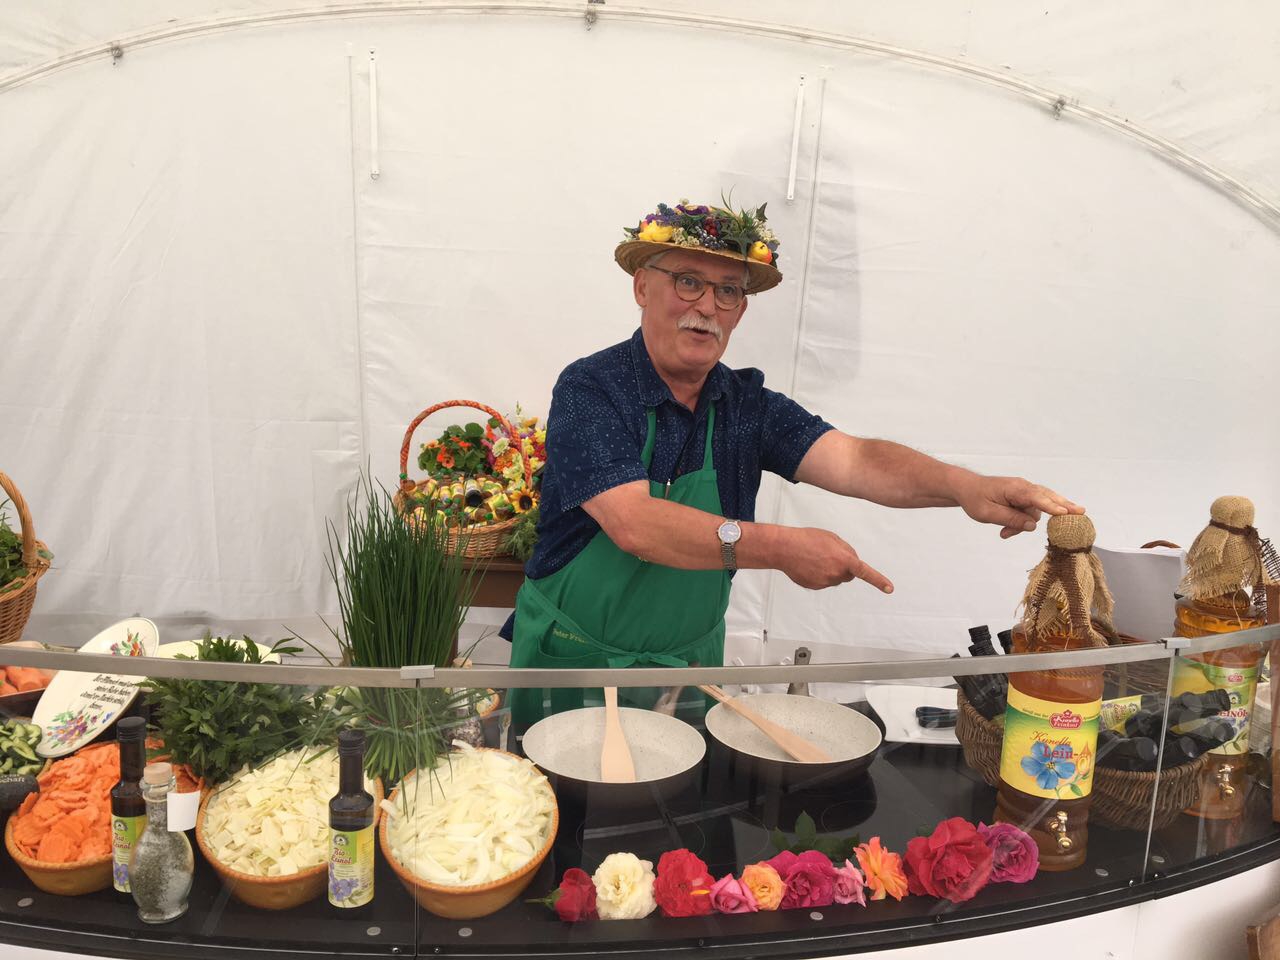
{"left": 31, "top": 618, "right": 159, "bottom": 758}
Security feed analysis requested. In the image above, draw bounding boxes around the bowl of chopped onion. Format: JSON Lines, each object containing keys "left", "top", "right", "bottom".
{"left": 379, "top": 745, "right": 558, "bottom": 919}
{"left": 195, "top": 749, "right": 382, "bottom": 911}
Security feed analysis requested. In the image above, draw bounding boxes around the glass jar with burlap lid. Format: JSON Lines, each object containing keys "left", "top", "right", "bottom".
{"left": 993, "top": 515, "right": 1110, "bottom": 870}
{"left": 1172, "top": 495, "right": 1278, "bottom": 819}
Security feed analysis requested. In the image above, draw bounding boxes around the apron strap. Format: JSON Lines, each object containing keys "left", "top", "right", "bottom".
{"left": 701, "top": 402, "right": 716, "bottom": 471}
{"left": 641, "top": 408, "right": 658, "bottom": 469}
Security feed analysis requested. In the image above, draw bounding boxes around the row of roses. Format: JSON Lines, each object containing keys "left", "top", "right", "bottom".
{"left": 537, "top": 819, "right": 1039, "bottom": 922}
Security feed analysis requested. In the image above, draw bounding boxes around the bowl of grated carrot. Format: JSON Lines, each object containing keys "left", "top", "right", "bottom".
{"left": 4, "top": 741, "right": 116, "bottom": 895}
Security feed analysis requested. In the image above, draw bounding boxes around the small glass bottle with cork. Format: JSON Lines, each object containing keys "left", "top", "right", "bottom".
{"left": 130, "top": 761, "right": 194, "bottom": 924}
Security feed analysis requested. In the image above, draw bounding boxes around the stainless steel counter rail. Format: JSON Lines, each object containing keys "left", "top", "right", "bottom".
{"left": 5, "top": 622, "right": 1276, "bottom": 688}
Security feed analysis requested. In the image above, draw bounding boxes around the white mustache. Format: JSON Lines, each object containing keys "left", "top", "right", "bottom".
{"left": 676, "top": 314, "right": 724, "bottom": 343}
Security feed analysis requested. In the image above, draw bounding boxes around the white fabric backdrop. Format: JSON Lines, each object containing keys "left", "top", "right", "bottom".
{"left": 2, "top": 4, "right": 1277, "bottom": 663}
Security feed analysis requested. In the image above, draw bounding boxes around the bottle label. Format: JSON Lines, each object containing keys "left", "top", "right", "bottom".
{"left": 112, "top": 814, "right": 146, "bottom": 893}
{"left": 329, "top": 825, "right": 374, "bottom": 908}
{"left": 999, "top": 686, "right": 1100, "bottom": 800}
{"left": 1171, "top": 657, "right": 1258, "bottom": 754}
{"left": 1100, "top": 695, "right": 1144, "bottom": 734}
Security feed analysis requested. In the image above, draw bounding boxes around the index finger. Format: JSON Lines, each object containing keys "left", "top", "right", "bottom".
{"left": 1023, "top": 487, "right": 1085, "bottom": 516}
{"left": 854, "top": 559, "right": 895, "bottom": 595}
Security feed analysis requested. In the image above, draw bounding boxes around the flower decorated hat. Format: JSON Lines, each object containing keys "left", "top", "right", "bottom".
{"left": 615, "top": 199, "right": 783, "bottom": 294}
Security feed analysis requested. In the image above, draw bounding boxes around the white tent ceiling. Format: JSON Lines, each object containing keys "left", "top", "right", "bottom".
{"left": 3, "top": 2, "right": 1278, "bottom": 665}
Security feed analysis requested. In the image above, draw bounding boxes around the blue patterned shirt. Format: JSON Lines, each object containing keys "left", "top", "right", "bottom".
{"left": 520, "top": 328, "right": 833, "bottom": 586}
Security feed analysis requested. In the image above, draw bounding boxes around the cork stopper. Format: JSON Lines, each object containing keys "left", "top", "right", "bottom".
{"left": 1179, "top": 495, "right": 1274, "bottom": 602}
{"left": 1046, "top": 514, "right": 1096, "bottom": 551}
{"left": 143, "top": 762, "right": 173, "bottom": 786}
{"left": 1020, "top": 514, "right": 1114, "bottom": 647}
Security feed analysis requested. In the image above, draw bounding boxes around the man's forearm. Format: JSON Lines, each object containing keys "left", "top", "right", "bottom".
{"left": 607, "top": 496, "right": 794, "bottom": 572}
{"left": 852, "top": 439, "right": 973, "bottom": 508}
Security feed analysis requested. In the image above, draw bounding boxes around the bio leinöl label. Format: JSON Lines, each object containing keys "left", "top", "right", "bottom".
{"left": 329, "top": 825, "right": 374, "bottom": 907}
{"left": 1171, "top": 657, "right": 1258, "bottom": 754}
{"left": 1100, "top": 695, "right": 1144, "bottom": 734}
{"left": 999, "top": 687, "right": 1100, "bottom": 800}
{"left": 112, "top": 814, "right": 145, "bottom": 893}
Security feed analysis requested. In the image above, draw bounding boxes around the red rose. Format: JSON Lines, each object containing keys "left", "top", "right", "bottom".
{"left": 554, "top": 868, "right": 598, "bottom": 922}
{"left": 766, "top": 850, "right": 836, "bottom": 909}
{"left": 978, "top": 823, "right": 1039, "bottom": 884}
{"left": 654, "top": 850, "right": 714, "bottom": 918}
{"left": 903, "top": 818, "right": 994, "bottom": 904}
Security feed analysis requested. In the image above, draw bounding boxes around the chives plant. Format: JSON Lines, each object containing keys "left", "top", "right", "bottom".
{"left": 326, "top": 474, "right": 479, "bottom": 785}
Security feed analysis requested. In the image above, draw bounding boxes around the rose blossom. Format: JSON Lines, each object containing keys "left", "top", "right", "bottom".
{"left": 709, "top": 874, "right": 759, "bottom": 914}
{"left": 832, "top": 859, "right": 867, "bottom": 906}
{"left": 653, "top": 850, "right": 715, "bottom": 918}
{"left": 553, "top": 868, "right": 598, "bottom": 922}
{"left": 978, "top": 822, "right": 1040, "bottom": 884}
{"left": 741, "top": 863, "right": 784, "bottom": 911}
{"left": 767, "top": 850, "right": 836, "bottom": 909}
{"left": 903, "top": 817, "right": 994, "bottom": 904}
{"left": 592, "top": 853, "right": 657, "bottom": 920}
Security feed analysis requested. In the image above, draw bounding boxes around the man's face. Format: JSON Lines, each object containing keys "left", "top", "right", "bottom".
{"left": 633, "top": 249, "right": 750, "bottom": 380}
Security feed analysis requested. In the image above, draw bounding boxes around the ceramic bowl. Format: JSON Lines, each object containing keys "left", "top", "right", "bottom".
{"left": 379, "top": 750, "right": 557, "bottom": 919}
{"left": 4, "top": 816, "right": 112, "bottom": 896}
{"left": 195, "top": 779, "right": 383, "bottom": 911}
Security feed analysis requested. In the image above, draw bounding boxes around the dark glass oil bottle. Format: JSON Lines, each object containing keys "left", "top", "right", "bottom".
{"left": 111, "top": 717, "right": 148, "bottom": 897}
{"left": 329, "top": 730, "right": 375, "bottom": 916}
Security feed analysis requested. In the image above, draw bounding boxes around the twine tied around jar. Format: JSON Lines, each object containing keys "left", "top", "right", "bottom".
{"left": 1179, "top": 495, "right": 1280, "bottom": 616}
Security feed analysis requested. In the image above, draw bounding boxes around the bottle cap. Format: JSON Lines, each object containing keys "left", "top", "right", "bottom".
{"left": 116, "top": 716, "right": 146, "bottom": 742}
{"left": 338, "top": 729, "right": 366, "bottom": 756}
{"left": 143, "top": 762, "right": 173, "bottom": 785}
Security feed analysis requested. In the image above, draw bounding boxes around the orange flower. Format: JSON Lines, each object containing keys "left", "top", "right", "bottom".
{"left": 740, "top": 863, "right": 783, "bottom": 911}
{"left": 456, "top": 440, "right": 471, "bottom": 450}
{"left": 855, "top": 838, "right": 908, "bottom": 902}
{"left": 436, "top": 451, "right": 455, "bottom": 468}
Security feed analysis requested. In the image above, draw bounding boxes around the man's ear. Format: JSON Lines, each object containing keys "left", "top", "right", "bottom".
{"left": 633, "top": 268, "right": 648, "bottom": 307}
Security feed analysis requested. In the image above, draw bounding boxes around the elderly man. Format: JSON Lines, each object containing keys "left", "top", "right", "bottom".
{"left": 505, "top": 200, "right": 1081, "bottom": 723}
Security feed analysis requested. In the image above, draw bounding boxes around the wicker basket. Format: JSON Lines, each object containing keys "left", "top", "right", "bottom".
{"left": 0, "top": 473, "right": 51, "bottom": 645}
{"left": 393, "top": 400, "right": 533, "bottom": 559}
{"left": 956, "top": 689, "right": 1211, "bottom": 830}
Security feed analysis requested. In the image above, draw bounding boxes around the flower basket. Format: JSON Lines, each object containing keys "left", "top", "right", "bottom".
{"left": 0, "top": 472, "right": 51, "bottom": 646}
{"left": 393, "top": 400, "right": 533, "bottom": 560}
{"left": 956, "top": 689, "right": 1213, "bottom": 830}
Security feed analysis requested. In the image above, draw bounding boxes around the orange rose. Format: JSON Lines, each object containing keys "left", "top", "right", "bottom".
{"left": 855, "top": 837, "right": 908, "bottom": 902}
{"left": 741, "top": 862, "right": 784, "bottom": 911}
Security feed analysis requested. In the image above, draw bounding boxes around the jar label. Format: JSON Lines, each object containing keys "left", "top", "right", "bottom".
{"left": 1100, "top": 695, "right": 1144, "bottom": 734}
{"left": 999, "top": 687, "right": 1100, "bottom": 800}
{"left": 329, "top": 825, "right": 374, "bottom": 908}
{"left": 1171, "top": 657, "right": 1258, "bottom": 754}
{"left": 112, "top": 814, "right": 146, "bottom": 892}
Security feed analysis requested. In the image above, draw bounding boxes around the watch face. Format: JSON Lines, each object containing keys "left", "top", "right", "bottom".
{"left": 718, "top": 521, "right": 742, "bottom": 544}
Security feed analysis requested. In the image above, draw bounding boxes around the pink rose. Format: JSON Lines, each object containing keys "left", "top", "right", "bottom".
{"left": 767, "top": 850, "right": 836, "bottom": 909}
{"left": 978, "top": 822, "right": 1040, "bottom": 884}
{"left": 708, "top": 874, "right": 758, "bottom": 914}
{"left": 832, "top": 859, "right": 866, "bottom": 906}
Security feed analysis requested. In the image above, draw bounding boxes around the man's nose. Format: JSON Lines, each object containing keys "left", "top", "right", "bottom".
{"left": 693, "top": 285, "right": 718, "bottom": 316}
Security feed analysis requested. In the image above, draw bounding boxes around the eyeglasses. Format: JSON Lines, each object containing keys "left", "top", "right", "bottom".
{"left": 646, "top": 266, "right": 747, "bottom": 309}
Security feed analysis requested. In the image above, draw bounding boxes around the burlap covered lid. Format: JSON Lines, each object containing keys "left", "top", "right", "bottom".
{"left": 1178, "top": 495, "right": 1278, "bottom": 603}
{"left": 1019, "top": 514, "right": 1115, "bottom": 646}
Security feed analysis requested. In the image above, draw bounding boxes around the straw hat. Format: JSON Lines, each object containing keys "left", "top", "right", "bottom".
{"left": 614, "top": 200, "right": 783, "bottom": 294}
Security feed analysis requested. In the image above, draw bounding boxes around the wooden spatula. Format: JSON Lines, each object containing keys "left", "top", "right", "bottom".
{"left": 600, "top": 687, "right": 637, "bottom": 783}
{"left": 698, "top": 684, "right": 834, "bottom": 763}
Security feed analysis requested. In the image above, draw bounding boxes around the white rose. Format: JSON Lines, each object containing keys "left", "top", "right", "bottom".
{"left": 592, "top": 853, "right": 656, "bottom": 920}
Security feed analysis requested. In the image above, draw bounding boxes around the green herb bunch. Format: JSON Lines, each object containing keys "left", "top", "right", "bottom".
{"left": 326, "top": 474, "right": 479, "bottom": 784}
{"left": 144, "top": 635, "right": 339, "bottom": 785}
{"left": 503, "top": 506, "right": 539, "bottom": 562}
{"left": 0, "top": 499, "right": 51, "bottom": 595}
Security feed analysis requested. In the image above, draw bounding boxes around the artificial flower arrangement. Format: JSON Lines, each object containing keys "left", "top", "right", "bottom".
{"left": 624, "top": 200, "right": 780, "bottom": 266}
{"left": 532, "top": 818, "right": 1038, "bottom": 922}
{"left": 410, "top": 409, "right": 546, "bottom": 529}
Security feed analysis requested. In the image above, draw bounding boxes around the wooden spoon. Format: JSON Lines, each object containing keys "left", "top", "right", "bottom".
{"left": 600, "top": 687, "right": 637, "bottom": 783}
{"left": 698, "top": 684, "right": 834, "bottom": 763}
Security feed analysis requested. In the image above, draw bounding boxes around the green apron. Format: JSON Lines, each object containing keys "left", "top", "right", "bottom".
{"left": 508, "top": 403, "right": 731, "bottom": 724}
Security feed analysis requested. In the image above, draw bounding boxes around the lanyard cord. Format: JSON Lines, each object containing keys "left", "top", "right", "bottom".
{"left": 664, "top": 408, "right": 702, "bottom": 499}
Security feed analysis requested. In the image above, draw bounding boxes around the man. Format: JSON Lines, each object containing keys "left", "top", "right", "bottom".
{"left": 505, "top": 199, "right": 1082, "bottom": 723}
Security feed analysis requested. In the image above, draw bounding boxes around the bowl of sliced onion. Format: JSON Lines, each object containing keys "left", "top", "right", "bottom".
{"left": 379, "top": 744, "right": 558, "bottom": 919}
{"left": 195, "top": 749, "right": 382, "bottom": 911}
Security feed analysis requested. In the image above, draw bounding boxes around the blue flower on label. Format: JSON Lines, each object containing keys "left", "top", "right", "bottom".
{"left": 1021, "top": 741, "right": 1076, "bottom": 791}
{"left": 113, "top": 862, "right": 130, "bottom": 887}
{"left": 329, "top": 873, "right": 359, "bottom": 903}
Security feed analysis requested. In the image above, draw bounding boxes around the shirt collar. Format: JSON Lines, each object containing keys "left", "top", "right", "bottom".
{"left": 630, "top": 327, "right": 728, "bottom": 411}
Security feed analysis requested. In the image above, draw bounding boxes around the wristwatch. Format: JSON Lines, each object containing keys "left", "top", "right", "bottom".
{"left": 716, "top": 519, "right": 742, "bottom": 572}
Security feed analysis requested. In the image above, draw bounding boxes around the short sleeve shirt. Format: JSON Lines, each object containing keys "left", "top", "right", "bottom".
{"left": 525, "top": 328, "right": 834, "bottom": 581}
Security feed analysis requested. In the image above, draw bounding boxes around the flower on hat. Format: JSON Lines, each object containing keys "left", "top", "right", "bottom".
{"left": 638, "top": 220, "right": 675, "bottom": 242}
{"left": 622, "top": 197, "right": 781, "bottom": 269}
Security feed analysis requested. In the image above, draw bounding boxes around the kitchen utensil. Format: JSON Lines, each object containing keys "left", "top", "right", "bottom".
{"left": 600, "top": 687, "right": 636, "bottom": 783}
{"left": 697, "top": 684, "right": 833, "bottom": 763}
